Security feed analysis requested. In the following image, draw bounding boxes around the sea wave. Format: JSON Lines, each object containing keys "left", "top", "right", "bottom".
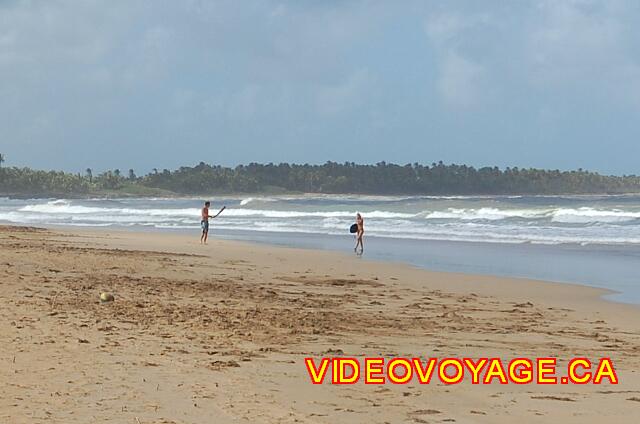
{"left": 4, "top": 197, "right": 640, "bottom": 246}
{"left": 222, "top": 209, "right": 414, "bottom": 219}
{"left": 239, "top": 197, "right": 279, "bottom": 206}
{"left": 550, "top": 207, "right": 640, "bottom": 224}
{"left": 13, "top": 200, "right": 640, "bottom": 224}
{"left": 17, "top": 201, "right": 415, "bottom": 219}
{"left": 420, "top": 207, "right": 640, "bottom": 224}
{"left": 423, "top": 207, "right": 550, "bottom": 221}
{"left": 19, "top": 200, "right": 199, "bottom": 217}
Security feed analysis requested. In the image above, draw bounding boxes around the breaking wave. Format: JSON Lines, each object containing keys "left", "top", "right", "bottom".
{"left": 2, "top": 196, "right": 640, "bottom": 246}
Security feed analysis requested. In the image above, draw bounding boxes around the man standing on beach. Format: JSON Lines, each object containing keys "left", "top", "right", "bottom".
{"left": 200, "top": 201, "right": 225, "bottom": 244}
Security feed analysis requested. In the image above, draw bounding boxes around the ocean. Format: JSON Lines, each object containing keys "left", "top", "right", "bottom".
{"left": 2, "top": 194, "right": 640, "bottom": 304}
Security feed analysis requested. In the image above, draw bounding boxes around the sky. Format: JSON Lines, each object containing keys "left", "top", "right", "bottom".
{"left": 1, "top": 0, "right": 640, "bottom": 175}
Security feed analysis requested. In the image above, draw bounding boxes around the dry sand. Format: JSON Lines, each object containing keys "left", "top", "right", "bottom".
{"left": 1, "top": 225, "right": 639, "bottom": 423}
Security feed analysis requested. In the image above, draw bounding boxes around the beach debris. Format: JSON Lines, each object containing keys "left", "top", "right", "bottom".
{"left": 99, "top": 292, "right": 115, "bottom": 303}
{"left": 531, "top": 395, "right": 575, "bottom": 402}
{"left": 209, "top": 360, "right": 240, "bottom": 370}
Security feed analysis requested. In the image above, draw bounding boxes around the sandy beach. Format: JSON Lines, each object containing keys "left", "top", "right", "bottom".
{"left": 1, "top": 225, "right": 639, "bottom": 423}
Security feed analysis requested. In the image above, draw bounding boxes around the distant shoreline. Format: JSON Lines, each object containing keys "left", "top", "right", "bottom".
{"left": 4, "top": 161, "right": 640, "bottom": 198}
{"left": 5, "top": 190, "right": 640, "bottom": 200}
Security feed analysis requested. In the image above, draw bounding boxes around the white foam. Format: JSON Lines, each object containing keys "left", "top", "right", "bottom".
{"left": 424, "top": 207, "right": 549, "bottom": 221}
{"left": 20, "top": 202, "right": 199, "bottom": 217}
{"left": 4, "top": 197, "right": 640, "bottom": 247}
{"left": 219, "top": 209, "right": 415, "bottom": 219}
{"left": 551, "top": 208, "right": 640, "bottom": 224}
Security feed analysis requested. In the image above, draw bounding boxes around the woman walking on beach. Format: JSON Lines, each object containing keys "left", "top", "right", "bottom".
{"left": 354, "top": 212, "right": 364, "bottom": 254}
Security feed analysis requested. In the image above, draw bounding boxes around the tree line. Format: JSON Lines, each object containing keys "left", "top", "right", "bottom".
{"left": 1, "top": 159, "right": 640, "bottom": 197}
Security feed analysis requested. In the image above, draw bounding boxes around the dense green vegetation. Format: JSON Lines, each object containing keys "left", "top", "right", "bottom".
{"left": 1, "top": 160, "right": 640, "bottom": 197}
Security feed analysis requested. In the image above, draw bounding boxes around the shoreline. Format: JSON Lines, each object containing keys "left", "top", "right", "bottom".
{"left": 14, "top": 222, "right": 640, "bottom": 307}
{"left": 4, "top": 193, "right": 640, "bottom": 306}
{"left": 10, "top": 224, "right": 638, "bottom": 317}
{"left": 41, "top": 224, "right": 630, "bottom": 304}
{"left": 17, "top": 224, "right": 640, "bottom": 332}
{"left": 183, "top": 226, "right": 640, "bottom": 306}
{"left": 2, "top": 224, "right": 639, "bottom": 423}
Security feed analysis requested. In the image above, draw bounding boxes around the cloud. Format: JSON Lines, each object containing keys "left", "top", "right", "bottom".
{"left": 436, "top": 50, "right": 483, "bottom": 108}
{"left": 425, "top": 10, "right": 489, "bottom": 45}
{"left": 314, "top": 69, "right": 375, "bottom": 117}
{"left": 227, "top": 84, "right": 261, "bottom": 122}
{"left": 1, "top": 1, "right": 640, "bottom": 173}
{"left": 425, "top": 11, "right": 490, "bottom": 108}
{"left": 526, "top": 0, "right": 640, "bottom": 104}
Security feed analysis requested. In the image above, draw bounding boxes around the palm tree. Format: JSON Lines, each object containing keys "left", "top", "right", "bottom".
{"left": 85, "top": 168, "right": 92, "bottom": 182}
{"left": 0, "top": 153, "right": 5, "bottom": 168}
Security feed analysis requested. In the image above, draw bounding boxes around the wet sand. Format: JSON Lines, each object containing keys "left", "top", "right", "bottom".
{"left": 1, "top": 225, "right": 639, "bottom": 423}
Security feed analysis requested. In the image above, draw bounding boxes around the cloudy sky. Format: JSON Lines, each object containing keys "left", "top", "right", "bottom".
{"left": 1, "top": 0, "right": 639, "bottom": 174}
